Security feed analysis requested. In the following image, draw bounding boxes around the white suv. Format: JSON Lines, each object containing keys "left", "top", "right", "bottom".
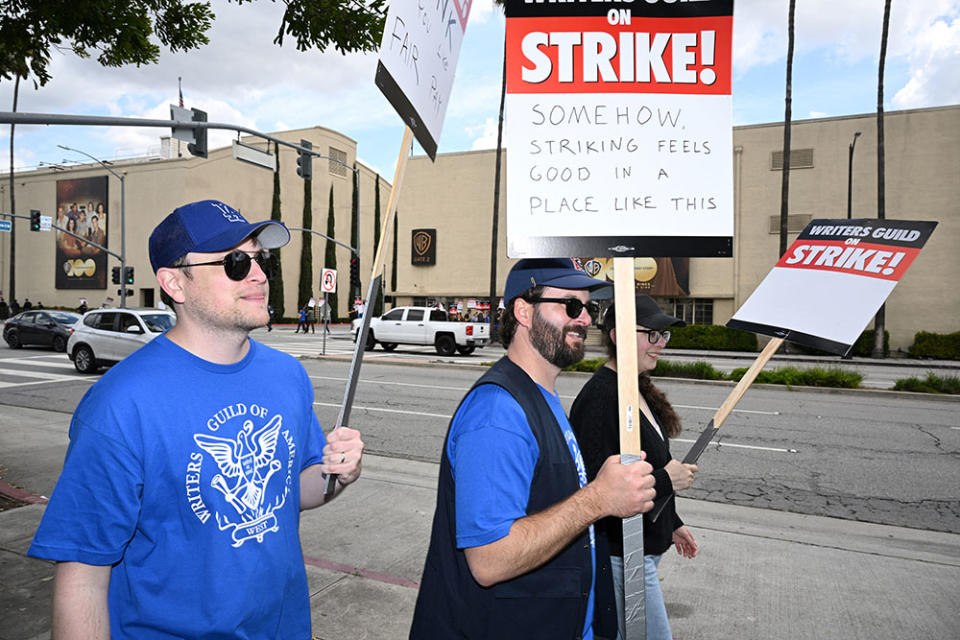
{"left": 67, "top": 308, "right": 176, "bottom": 373}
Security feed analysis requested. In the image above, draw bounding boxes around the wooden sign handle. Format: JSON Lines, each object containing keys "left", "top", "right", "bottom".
{"left": 614, "top": 257, "right": 642, "bottom": 456}
{"left": 713, "top": 336, "right": 784, "bottom": 429}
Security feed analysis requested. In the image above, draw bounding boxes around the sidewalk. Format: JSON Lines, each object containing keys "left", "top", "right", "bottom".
{"left": 2, "top": 413, "right": 959, "bottom": 639}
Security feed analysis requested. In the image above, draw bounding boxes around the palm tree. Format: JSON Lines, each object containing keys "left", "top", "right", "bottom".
{"left": 489, "top": 0, "right": 507, "bottom": 341}
{"left": 872, "top": 0, "right": 892, "bottom": 358}
{"left": 778, "top": 0, "right": 796, "bottom": 258}
{"left": 268, "top": 141, "right": 285, "bottom": 318}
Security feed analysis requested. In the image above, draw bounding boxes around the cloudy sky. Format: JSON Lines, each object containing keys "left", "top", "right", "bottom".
{"left": 1, "top": 0, "right": 958, "bottom": 177}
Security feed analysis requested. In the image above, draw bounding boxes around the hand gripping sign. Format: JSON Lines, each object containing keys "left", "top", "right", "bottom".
{"left": 650, "top": 218, "right": 939, "bottom": 523}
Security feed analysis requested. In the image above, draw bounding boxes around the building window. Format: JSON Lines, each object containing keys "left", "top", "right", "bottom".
{"left": 661, "top": 298, "right": 713, "bottom": 325}
{"left": 328, "top": 146, "right": 348, "bottom": 177}
{"left": 771, "top": 148, "right": 814, "bottom": 170}
{"left": 768, "top": 213, "right": 812, "bottom": 234}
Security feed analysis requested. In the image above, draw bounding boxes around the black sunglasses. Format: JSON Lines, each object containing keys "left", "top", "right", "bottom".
{"left": 637, "top": 329, "right": 672, "bottom": 345}
{"left": 530, "top": 297, "right": 600, "bottom": 319}
{"left": 170, "top": 250, "right": 277, "bottom": 281}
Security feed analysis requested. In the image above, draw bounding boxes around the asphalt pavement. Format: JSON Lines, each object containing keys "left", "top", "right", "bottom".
{"left": 1, "top": 335, "right": 959, "bottom": 639}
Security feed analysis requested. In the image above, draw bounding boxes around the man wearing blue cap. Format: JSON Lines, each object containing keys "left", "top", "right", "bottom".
{"left": 29, "top": 200, "right": 363, "bottom": 639}
{"left": 411, "top": 258, "right": 657, "bottom": 640}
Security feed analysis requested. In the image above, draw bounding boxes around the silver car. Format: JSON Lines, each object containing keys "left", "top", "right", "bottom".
{"left": 67, "top": 308, "right": 176, "bottom": 373}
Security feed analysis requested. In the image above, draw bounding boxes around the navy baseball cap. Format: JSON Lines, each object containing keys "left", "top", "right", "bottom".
{"left": 603, "top": 294, "right": 686, "bottom": 332}
{"left": 149, "top": 200, "right": 290, "bottom": 272}
{"left": 503, "top": 258, "right": 610, "bottom": 303}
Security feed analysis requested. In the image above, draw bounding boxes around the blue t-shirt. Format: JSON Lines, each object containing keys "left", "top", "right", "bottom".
{"left": 29, "top": 335, "right": 326, "bottom": 639}
{"left": 448, "top": 383, "right": 597, "bottom": 640}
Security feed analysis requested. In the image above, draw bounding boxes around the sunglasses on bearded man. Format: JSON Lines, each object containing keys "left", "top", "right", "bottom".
{"left": 530, "top": 297, "right": 600, "bottom": 320}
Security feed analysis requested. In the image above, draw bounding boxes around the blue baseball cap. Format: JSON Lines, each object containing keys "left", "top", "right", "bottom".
{"left": 503, "top": 258, "right": 610, "bottom": 303}
{"left": 149, "top": 200, "right": 290, "bottom": 272}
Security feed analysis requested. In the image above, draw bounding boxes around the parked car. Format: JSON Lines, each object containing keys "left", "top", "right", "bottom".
{"left": 3, "top": 309, "right": 82, "bottom": 352}
{"left": 67, "top": 308, "right": 176, "bottom": 373}
{"left": 357, "top": 306, "right": 489, "bottom": 356}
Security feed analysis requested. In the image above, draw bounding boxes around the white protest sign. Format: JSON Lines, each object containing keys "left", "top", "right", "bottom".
{"left": 375, "top": 0, "right": 473, "bottom": 160}
{"left": 728, "top": 219, "right": 938, "bottom": 354}
{"left": 504, "top": 0, "right": 734, "bottom": 258}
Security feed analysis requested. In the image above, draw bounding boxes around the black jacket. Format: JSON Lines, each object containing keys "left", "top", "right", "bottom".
{"left": 570, "top": 366, "right": 683, "bottom": 557}
{"left": 410, "top": 357, "right": 616, "bottom": 640}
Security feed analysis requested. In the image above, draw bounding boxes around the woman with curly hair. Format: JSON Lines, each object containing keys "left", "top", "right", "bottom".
{"left": 570, "top": 294, "right": 699, "bottom": 640}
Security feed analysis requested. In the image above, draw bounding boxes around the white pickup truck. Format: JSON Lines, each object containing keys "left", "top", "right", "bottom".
{"left": 357, "top": 306, "right": 490, "bottom": 356}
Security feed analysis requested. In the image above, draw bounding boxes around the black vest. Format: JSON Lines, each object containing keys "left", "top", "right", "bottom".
{"left": 410, "top": 357, "right": 616, "bottom": 640}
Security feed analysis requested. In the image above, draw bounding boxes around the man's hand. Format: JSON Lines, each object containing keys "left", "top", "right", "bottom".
{"left": 322, "top": 426, "right": 364, "bottom": 487}
{"left": 591, "top": 454, "right": 657, "bottom": 518}
{"left": 664, "top": 459, "right": 698, "bottom": 492}
{"left": 301, "top": 426, "right": 364, "bottom": 509}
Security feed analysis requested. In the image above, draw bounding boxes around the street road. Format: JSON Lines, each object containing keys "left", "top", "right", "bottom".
{"left": 0, "top": 330, "right": 957, "bottom": 534}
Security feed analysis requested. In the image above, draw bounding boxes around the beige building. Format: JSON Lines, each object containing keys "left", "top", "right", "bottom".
{"left": 393, "top": 105, "right": 958, "bottom": 352}
{"left": 2, "top": 105, "right": 957, "bottom": 351}
{"left": 0, "top": 126, "right": 387, "bottom": 320}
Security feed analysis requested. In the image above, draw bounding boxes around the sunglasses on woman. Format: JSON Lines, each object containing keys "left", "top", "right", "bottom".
{"left": 169, "top": 249, "right": 277, "bottom": 281}
{"left": 530, "top": 297, "right": 600, "bottom": 319}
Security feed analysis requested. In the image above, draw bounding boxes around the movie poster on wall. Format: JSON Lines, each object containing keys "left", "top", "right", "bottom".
{"left": 55, "top": 176, "right": 109, "bottom": 290}
{"left": 505, "top": 0, "right": 734, "bottom": 258}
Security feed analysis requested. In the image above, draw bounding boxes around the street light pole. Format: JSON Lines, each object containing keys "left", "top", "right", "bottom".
{"left": 58, "top": 145, "right": 127, "bottom": 308}
{"left": 846, "top": 131, "right": 861, "bottom": 219}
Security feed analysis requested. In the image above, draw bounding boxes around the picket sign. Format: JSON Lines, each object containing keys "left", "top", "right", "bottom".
{"left": 323, "top": 128, "right": 414, "bottom": 495}
{"left": 648, "top": 336, "right": 784, "bottom": 522}
{"left": 612, "top": 258, "right": 647, "bottom": 638}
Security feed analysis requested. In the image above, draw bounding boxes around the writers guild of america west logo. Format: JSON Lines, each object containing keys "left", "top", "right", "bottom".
{"left": 186, "top": 404, "right": 296, "bottom": 547}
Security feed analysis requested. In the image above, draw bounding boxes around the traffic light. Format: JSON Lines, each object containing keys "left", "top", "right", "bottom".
{"left": 187, "top": 108, "right": 208, "bottom": 158}
{"left": 296, "top": 139, "right": 313, "bottom": 180}
{"left": 124, "top": 266, "right": 135, "bottom": 285}
{"left": 112, "top": 266, "right": 121, "bottom": 285}
{"left": 29, "top": 209, "right": 41, "bottom": 232}
{"left": 349, "top": 256, "right": 360, "bottom": 293}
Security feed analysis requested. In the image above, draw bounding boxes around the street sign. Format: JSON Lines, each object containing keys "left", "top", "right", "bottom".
{"left": 40, "top": 215, "right": 52, "bottom": 231}
{"left": 0, "top": 219, "right": 11, "bottom": 232}
{"left": 321, "top": 268, "right": 337, "bottom": 293}
{"left": 232, "top": 140, "right": 276, "bottom": 171}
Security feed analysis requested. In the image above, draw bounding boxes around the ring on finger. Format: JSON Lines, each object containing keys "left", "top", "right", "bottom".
{"left": 340, "top": 453, "right": 345, "bottom": 464}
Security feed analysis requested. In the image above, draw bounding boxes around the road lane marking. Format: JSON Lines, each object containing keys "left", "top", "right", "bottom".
{"left": 673, "top": 438, "right": 797, "bottom": 454}
{"left": 311, "top": 376, "right": 782, "bottom": 416}
{"left": 313, "top": 401, "right": 451, "bottom": 419}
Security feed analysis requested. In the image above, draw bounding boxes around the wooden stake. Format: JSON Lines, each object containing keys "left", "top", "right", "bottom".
{"left": 613, "top": 257, "right": 645, "bottom": 639}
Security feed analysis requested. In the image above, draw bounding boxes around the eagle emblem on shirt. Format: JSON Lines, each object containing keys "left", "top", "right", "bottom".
{"left": 194, "top": 415, "right": 286, "bottom": 546}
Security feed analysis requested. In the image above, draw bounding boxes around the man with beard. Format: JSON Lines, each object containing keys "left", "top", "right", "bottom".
{"left": 410, "top": 258, "right": 657, "bottom": 640}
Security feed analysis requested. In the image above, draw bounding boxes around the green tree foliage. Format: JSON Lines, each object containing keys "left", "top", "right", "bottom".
{"left": 372, "top": 173, "right": 383, "bottom": 316}
{"left": 391, "top": 208, "right": 398, "bottom": 293}
{"left": 268, "top": 141, "right": 285, "bottom": 318}
{"left": 324, "top": 185, "right": 338, "bottom": 322}
{"left": 297, "top": 172, "right": 313, "bottom": 312}
{"left": 350, "top": 163, "right": 359, "bottom": 300}
{"left": 0, "top": 0, "right": 386, "bottom": 86}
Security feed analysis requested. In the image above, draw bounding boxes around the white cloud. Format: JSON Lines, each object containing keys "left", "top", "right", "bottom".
{"left": 893, "top": 16, "right": 960, "bottom": 108}
{"left": 468, "top": 117, "right": 499, "bottom": 150}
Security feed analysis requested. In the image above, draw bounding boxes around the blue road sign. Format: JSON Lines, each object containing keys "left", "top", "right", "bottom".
{"left": 0, "top": 219, "right": 12, "bottom": 232}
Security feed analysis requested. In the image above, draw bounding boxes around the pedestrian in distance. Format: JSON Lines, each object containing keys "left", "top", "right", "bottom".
{"left": 410, "top": 258, "right": 658, "bottom": 640}
{"left": 570, "top": 294, "right": 699, "bottom": 640}
{"left": 295, "top": 307, "right": 308, "bottom": 334}
{"left": 28, "top": 199, "right": 364, "bottom": 639}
